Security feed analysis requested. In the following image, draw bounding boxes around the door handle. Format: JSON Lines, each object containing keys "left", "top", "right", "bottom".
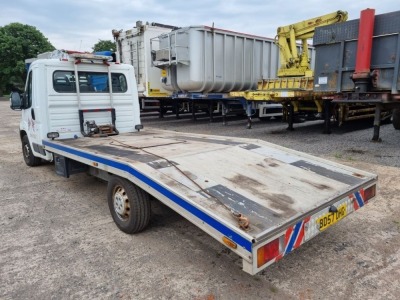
{"left": 31, "top": 108, "right": 35, "bottom": 120}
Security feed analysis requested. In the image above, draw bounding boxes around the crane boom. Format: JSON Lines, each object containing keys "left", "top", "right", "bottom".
{"left": 277, "top": 10, "right": 348, "bottom": 77}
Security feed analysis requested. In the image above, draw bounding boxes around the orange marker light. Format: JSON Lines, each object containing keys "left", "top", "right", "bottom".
{"left": 222, "top": 236, "right": 237, "bottom": 249}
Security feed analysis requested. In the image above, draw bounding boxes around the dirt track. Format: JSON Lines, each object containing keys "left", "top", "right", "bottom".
{"left": 1, "top": 99, "right": 399, "bottom": 299}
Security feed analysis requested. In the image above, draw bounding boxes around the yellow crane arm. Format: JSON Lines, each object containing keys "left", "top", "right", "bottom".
{"left": 277, "top": 10, "right": 348, "bottom": 77}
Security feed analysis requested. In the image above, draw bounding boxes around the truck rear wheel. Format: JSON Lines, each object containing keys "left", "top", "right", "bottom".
{"left": 107, "top": 176, "right": 151, "bottom": 233}
{"left": 393, "top": 108, "right": 400, "bottom": 130}
{"left": 22, "top": 135, "right": 41, "bottom": 167}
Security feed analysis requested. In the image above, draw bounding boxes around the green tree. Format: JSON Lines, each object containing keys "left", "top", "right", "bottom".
{"left": 92, "top": 40, "right": 116, "bottom": 52}
{"left": 0, "top": 23, "right": 55, "bottom": 95}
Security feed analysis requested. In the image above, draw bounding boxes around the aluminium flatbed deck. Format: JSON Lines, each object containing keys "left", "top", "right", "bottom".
{"left": 43, "top": 129, "right": 377, "bottom": 274}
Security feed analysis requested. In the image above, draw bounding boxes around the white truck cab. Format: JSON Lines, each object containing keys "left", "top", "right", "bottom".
{"left": 11, "top": 53, "right": 142, "bottom": 165}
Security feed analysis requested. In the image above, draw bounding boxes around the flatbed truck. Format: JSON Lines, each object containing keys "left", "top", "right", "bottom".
{"left": 10, "top": 53, "right": 377, "bottom": 275}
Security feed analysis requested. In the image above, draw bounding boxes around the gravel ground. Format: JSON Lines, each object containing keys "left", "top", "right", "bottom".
{"left": 1, "top": 99, "right": 399, "bottom": 299}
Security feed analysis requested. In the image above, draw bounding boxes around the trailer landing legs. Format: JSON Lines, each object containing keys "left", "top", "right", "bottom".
{"left": 159, "top": 102, "right": 165, "bottom": 119}
{"left": 371, "top": 104, "right": 382, "bottom": 142}
{"left": 323, "top": 100, "right": 332, "bottom": 134}
{"left": 287, "top": 104, "right": 294, "bottom": 131}
{"left": 191, "top": 101, "right": 197, "bottom": 121}
{"left": 174, "top": 99, "right": 181, "bottom": 120}
{"left": 221, "top": 101, "right": 227, "bottom": 125}
{"left": 246, "top": 102, "right": 252, "bottom": 129}
{"left": 209, "top": 102, "right": 214, "bottom": 123}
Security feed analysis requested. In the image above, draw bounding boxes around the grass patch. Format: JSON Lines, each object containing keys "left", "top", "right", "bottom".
{"left": 269, "top": 286, "right": 278, "bottom": 293}
{"left": 334, "top": 152, "right": 343, "bottom": 159}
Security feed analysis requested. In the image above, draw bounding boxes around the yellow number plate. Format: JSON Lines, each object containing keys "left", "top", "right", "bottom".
{"left": 317, "top": 204, "right": 347, "bottom": 231}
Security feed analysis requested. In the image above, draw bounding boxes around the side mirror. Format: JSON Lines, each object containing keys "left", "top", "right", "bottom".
{"left": 10, "top": 92, "right": 22, "bottom": 110}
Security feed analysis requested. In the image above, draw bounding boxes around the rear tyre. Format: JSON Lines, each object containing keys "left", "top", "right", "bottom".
{"left": 107, "top": 176, "right": 151, "bottom": 233}
{"left": 22, "top": 135, "right": 41, "bottom": 167}
{"left": 392, "top": 108, "right": 400, "bottom": 130}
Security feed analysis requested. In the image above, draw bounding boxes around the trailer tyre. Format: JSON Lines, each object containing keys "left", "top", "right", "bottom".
{"left": 107, "top": 176, "right": 151, "bottom": 234}
{"left": 22, "top": 135, "right": 41, "bottom": 167}
{"left": 393, "top": 108, "right": 400, "bottom": 130}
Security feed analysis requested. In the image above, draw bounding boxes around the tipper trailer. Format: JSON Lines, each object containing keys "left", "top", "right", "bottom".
{"left": 112, "top": 21, "right": 282, "bottom": 121}
{"left": 151, "top": 25, "right": 287, "bottom": 124}
{"left": 10, "top": 53, "right": 377, "bottom": 275}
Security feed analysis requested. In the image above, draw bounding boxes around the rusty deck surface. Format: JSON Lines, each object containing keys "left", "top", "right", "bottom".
{"left": 49, "top": 129, "right": 377, "bottom": 240}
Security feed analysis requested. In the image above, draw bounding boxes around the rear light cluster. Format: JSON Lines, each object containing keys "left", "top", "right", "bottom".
{"left": 257, "top": 237, "right": 281, "bottom": 268}
{"left": 364, "top": 184, "right": 376, "bottom": 202}
{"left": 255, "top": 185, "right": 376, "bottom": 269}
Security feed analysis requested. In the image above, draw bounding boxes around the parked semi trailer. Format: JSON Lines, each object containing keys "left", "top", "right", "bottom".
{"left": 313, "top": 8, "right": 400, "bottom": 140}
{"left": 230, "top": 10, "right": 391, "bottom": 131}
{"left": 10, "top": 52, "right": 377, "bottom": 275}
{"left": 151, "top": 25, "right": 289, "bottom": 124}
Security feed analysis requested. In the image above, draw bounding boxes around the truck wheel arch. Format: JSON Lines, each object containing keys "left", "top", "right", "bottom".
{"left": 21, "top": 135, "right": 42, "bottom": 167}
{"left": 107, "top": 175, "right": 151, "bottom": 233}
{"left": 20, "top": 130, "right": 27, "bottom": 141}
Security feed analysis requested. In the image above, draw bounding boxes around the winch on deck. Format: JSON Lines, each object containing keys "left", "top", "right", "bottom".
{"left": 79, "top": 108, "right": 119, "bottom": 137}
{"left": 85, "top": 120, "right": 117, "bottom": 137}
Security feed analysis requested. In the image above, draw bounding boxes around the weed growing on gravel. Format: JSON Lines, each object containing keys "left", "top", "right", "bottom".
{"left": 334, "top": 152, "right": 343, "bottom": 159}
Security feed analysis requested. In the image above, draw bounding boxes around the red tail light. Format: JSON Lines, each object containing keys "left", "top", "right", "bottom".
{"left": 257, "top": 238, "right": 280, "bottom": 268}
{"left": 364, "top": 185, "right": 376, "bottom": 202}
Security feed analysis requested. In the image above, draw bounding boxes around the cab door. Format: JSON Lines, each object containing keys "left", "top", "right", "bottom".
{"left": 21, "top": 66, "right": 47, "bottom": 159}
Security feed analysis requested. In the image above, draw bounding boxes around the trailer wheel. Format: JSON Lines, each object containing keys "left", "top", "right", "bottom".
{"left": 22, "top": 135, "right": 41, "bottom": 167}
{"left": 171, "top": 106, "right": 185, "bottom": 114}
{"left": 107, "top": 176, "right": 151, "bottom": 233}
{"left": 393, "top": 108, "right": 400, "bottom": 130}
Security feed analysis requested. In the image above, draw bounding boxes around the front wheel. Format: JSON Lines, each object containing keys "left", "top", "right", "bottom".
{"left": 107, "top": 176, "right": 151, "bottom": 233}
{"left": 22, "top": 135, "right": 41, "bottom": 167}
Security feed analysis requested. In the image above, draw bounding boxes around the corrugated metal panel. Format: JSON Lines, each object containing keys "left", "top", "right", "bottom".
{"left": 314, "top": 10, "right": 400, "bottom": 45}
{"left": 313, "top": 10, "right": 400, "bottom": 93}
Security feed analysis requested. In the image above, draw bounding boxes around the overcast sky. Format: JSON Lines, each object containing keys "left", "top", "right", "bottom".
{"left": 0, "top": 0, "right": 395, "bottom": 51}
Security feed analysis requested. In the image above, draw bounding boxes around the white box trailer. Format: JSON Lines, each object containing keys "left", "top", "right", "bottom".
{"left": 10, "top": 54, "right": 377, "bottom": 275}
{"left": 113, "top": 21, "right": 176, "bottom": 111}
